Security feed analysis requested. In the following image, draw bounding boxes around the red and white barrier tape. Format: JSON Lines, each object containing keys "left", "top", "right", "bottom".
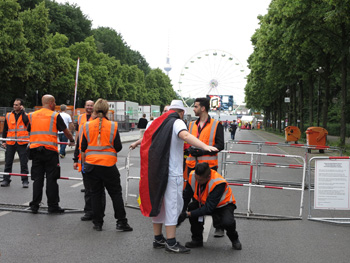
{"left": 0, "top": 138, "right": 69, "bottom": 145}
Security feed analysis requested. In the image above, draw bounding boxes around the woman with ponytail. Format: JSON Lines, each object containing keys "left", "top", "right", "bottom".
{"left": 81, "top": 98, "right": 132, "bottom": 232}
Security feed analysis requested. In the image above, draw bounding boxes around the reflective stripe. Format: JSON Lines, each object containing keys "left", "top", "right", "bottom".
{"left": 85, "top": 151, "right": 117, "bottom": 157}
{"left": 189, "top": 121, "right": 195, "bottom": 134}
{"left": 49, "top": 112, "right": 56, "bottom": 133}
{"left": 207, "top": 177, "right": 224, "bottom": 190}
{"left": 30, "top": 131, "right": 57, "bottom": 136}
{"left": 186, "top": 156, "right": 218, "bottom": 161}
{"left": 78, "top": 115, "right": 82, "bottom": 126}
{"left": 85, "top": 122, "right": 90, "bottom": 142}
{"left": 7, "top": 113, "right": 10, "bottom": 123}
{"left": 110, "top": 122, "right": 115, "bottom": 143}
{"left": 32, "top": 141, "right": 58, "bottom": 146}
{"left": 209, "top": 120, "right": 218, "bottom": 146}
{"left": 17, "top": 136, "right": 29, "bottom": 139}
{"left": 87, "top": 145, "right": 114, "bottom": 151}
{"left": 189, "top": 172, "right": 196, "bottom": 192}
{"left": 8, "top": 129, "right": 17, "bottom": 132}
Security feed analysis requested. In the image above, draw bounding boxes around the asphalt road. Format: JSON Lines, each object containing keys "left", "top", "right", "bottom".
{"left": 0, "top": 129, "right": 349, "bottom": 263}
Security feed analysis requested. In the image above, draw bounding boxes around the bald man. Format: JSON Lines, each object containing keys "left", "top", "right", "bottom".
{"left": 28, "top": 95, "right": 75, "bottom": 214}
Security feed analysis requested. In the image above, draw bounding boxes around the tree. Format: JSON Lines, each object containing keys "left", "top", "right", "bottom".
{"left": 0, "top": 0, "right": 31, "bottom": 106}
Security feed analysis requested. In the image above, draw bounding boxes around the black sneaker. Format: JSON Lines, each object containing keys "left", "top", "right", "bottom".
{"left": 93, "top": 225, "right": 102, "bottom": 231}
{"left": 185, "top": 240, "right": 203, "bottom": 248}
{"left": 1, "top": 180, "right": 10, "bottom": 187}
{"left": 165, "top": 242, "right": 191, "bottom": 254}
{"left": 153, "top": 238, "right": 166, "bottom": 249}
{"left": 48, "top": 207, "right": 65, "bottom": 214}
{"left": 81, "top": 214, "right": 93, "bottom": 221}
{"left": 30, "top": 205, "right": 39, "bottom": 214}
{"left": 116, "top": 221, "right": 133, "bottom": 231}
{"left": 232, "top": 238, "right": 242, "bottom": 250}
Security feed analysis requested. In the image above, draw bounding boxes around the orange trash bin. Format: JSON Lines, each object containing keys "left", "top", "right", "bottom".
{"left": 305, "top": 127, "right": 328, "bottom": 153}
{"left": 285, "top": 126, "right": 301, "bottom": 143}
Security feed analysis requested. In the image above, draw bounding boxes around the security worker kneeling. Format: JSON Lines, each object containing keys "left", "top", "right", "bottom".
{"left": 178, "top": 162, "right": 242, "bottom": 250}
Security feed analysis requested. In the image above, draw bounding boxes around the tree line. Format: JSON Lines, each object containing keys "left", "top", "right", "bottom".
{"left": 0, "top": 0, "right": 177, "bottom": 110}
{"left": 245, "top": 0, "right": 350, "bottom": 145}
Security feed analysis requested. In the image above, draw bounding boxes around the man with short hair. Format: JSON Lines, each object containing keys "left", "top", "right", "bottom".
{"left": 58, "top": 104, "right": 73, "bottom": 158}
{"left": 178, "top": 162, "right": 242, "bottom": 250}
{"left": 185, "top": 97, "right": 225, "bottom": 237}
{"left": 139, "top": 100, "right": 218, "bottom": 254}
{"left": 137, "top": 113, "right": 148, "bottom": 138}
{"left": 1, "top": 99, "right": 30, "bottom": 188}
{"left": 28, "top": 95, "right": 75, "bottom": 214}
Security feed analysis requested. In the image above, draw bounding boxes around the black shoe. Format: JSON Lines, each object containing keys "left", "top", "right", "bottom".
{"left": 22, "top": 181, "right": 29, "bottom": 188}
{"left": 1, "top": 180, "right": 10, "bottom": 187}
{"left": 232, "top": 238, "right": 242, "bottom": 250}
{"left": 30, "top": 205, "right": 39, "bottom": 214}
{"left": 80, "top": 188, "right": 86, "bottom": 192}
{"left": 81, "top": 214, "right": 93, "bottom": 221}
{"left": 153, "top": 238, "right": 167, "bottom": 249}
{"left": 165, "top": 242, "right": 191, "bottom": 254}
{"left": 93, "top": 225, "right": 102, "bottom": 231}
{"left": 48, "top": 207, "right": 65, "bottom": 214}
{"left": 214, "top": 228, "right": 224, "bottom": 237}
{"left": 185, "top": 240, "right": 203, "bottom": 248}
{"left": 116, "top": 221, "right": 133, "bottom": 231}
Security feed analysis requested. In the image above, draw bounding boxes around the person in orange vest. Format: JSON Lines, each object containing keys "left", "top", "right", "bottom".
{"left": 178, "top": 162, "right": 242, "bottom": 250}
{"left": 1, "top": 98, "right": 30, "bottom": 187}
{"left": 185, "top": 97, "right": 225, "bottom": 237}
{"left": 81, "top": 98, "right": 132, "bottom": 232}
{"left": 73, "top": 100, "right": 106, "bottom": 221}
{"left": 28, "top": 95, "right": 75, "bottom": 214}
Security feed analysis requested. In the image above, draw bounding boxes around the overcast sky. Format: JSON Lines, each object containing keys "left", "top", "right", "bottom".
{"left": 56, "top": 0, "right": 271, "bottom": 104}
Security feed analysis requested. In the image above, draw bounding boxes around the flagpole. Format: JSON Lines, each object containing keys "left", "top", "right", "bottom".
{"left": 73, "top": 57, "right": 80, "bottom": 114}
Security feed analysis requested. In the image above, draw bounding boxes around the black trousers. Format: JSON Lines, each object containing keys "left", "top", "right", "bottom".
{"left": 188, "top": 201, "right": 239, "bottom": 242}
{"left": 29, "top": 147, "right": 60, "bottom": 208}
{"left": 82, "top": 171, "right": 106, "bottom": 216}
{"left": 84, "top": 164, "right": 126, "bottom": 226}
{"left": 4, "top": 143, "right": 29, "bottom": 182}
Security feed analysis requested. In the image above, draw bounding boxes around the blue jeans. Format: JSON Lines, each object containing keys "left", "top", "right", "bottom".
{"left": 58, "top": 133, "right": 68, "bottom": 156}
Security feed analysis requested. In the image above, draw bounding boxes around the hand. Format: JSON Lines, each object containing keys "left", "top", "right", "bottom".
{"left": 1, "top": 142, "right": 6, "bottom": 149}
{"left": 204, "top": 146, "right": 218, "bottom": 153}
{"left": 129, "top": 142, "right": 138, "bottom": 150}
{"left": 68, "top": 141, "right": 75, "bottom": 147}
{"left": 177, "top": 212, "right": 187, "bottom": 227}
{"left": 73, "top": 163, "right": 78, "bottom": 170}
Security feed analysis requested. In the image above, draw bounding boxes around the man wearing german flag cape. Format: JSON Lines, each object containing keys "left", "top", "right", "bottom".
{"left": 138, "top": 100, "right": 218, "bottom": 254}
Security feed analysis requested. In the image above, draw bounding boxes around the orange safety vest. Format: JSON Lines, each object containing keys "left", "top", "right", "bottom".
{"left": 77, "top": 113, "right": 92, "bottom": 172}
{"left": 186, "top": 118, "right": 219, "bottom": 168}
{"left": 6, "top": 112, "right": 29, "bottom": 145}
{"left": 83, "top": 118, "right": 118, "bottom": 167}
{"left": 188, "top": 170, "right": 236, "bottom": 207}
{"left": 29, "top": 108, "right": 59, "bottom": 152}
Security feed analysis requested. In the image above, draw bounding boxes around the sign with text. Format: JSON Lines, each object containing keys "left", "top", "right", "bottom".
{"left": 314, "top": 159, "right": 350, "bottom": 210}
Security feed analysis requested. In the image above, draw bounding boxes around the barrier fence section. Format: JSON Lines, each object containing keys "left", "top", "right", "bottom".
{"left": 223, "top": 140, "right": 342, "bottom": 187}
{"left": 125, "top": 149, "right": 140, "bottom": 209}
{"left": 308, "top": 156, "right": 350, "bottom": 224}
{"left": 222, "top": 150, "right": 306, "bottom": 220}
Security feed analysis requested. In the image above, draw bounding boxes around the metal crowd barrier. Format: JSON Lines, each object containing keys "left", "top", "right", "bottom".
{"left": 308, "top": 156, "right": 350, "bottom": 224}
{"left": 222, "top": 150, "right": 306, "bottom": 220}
{"left": 124, "top": 149, "right": 140, "bottom": 209}
{"left": 224, "top": 140, "right": 342, "bottom": 187}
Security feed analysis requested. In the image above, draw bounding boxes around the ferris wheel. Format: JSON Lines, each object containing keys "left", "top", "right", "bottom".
{"left": 178, "top": 49, "right": 247, "bottom": 107}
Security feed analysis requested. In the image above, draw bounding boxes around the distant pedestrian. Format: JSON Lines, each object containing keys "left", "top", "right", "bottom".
{"left": 1, "top": 98, "right": 30, "bottom": 188}
{"left": 58, "top": 104, "right": 73, "bottom": 158}
{"left": 229, "top": 120, "right": 237, "bottom": 140}
{"left": 137, "top": 113, "right": 148, "bottom": 138}
{"left": 224, "top": 120, "right": 228, "bottom": 132}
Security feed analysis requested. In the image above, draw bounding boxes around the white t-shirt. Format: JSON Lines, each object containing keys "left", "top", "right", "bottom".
{"left": 168, "top": 119, "right": 187, "bottom": 177}
{"left": 58, "top": 112, "right": 72, "bottom": 134}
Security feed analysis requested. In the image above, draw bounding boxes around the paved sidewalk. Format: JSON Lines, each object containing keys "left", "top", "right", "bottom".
{"left": 0, "top": 130, "right": 141, "bottom": 164}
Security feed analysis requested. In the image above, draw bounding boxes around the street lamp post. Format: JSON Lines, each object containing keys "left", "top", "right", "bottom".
{"left": 316, "top": 67, "right": 324, "bottom": 127}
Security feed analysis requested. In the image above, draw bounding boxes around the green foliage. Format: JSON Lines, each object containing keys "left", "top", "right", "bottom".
{"left": 0, "top": 0, "right": 174, "bottom": 110}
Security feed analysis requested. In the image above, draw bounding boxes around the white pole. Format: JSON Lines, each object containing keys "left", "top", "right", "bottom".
{"left": 73, "top": 58, "right": 80, "bottom": 114}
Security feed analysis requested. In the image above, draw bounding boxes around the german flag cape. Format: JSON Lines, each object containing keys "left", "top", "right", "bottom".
{"left": 139, "top": 111, "right": 179, "bottom": 217}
